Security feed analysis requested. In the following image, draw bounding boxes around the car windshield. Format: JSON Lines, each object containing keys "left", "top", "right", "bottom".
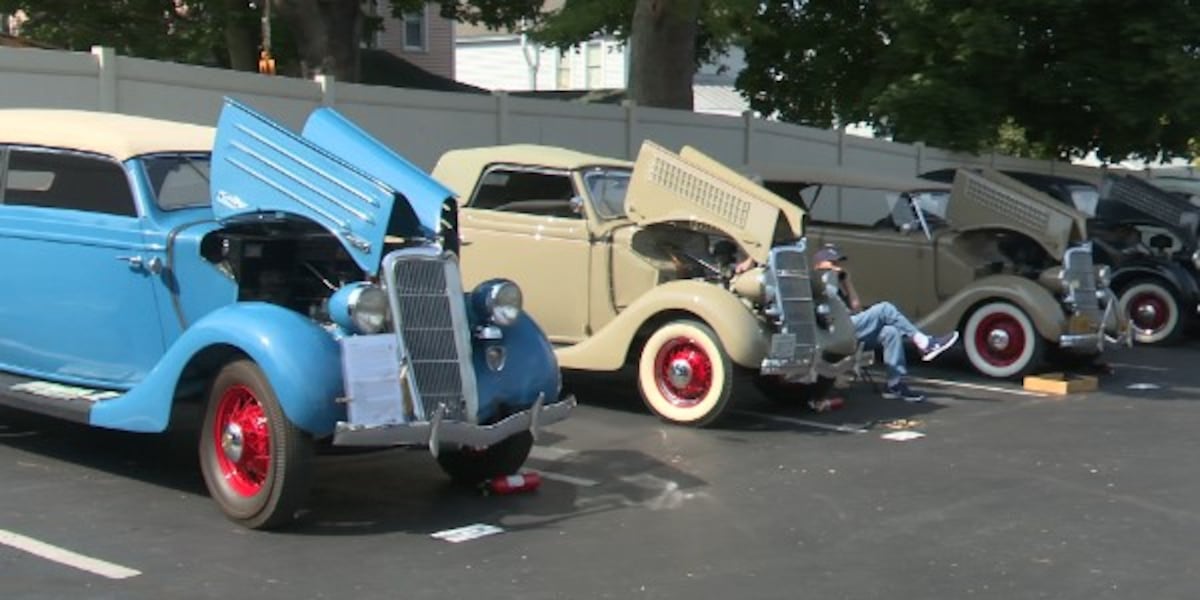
{"left": 583, "top": 167, "right": 631, "bottom": 219}
{"left": 1066, "top": 184, "right": 1099, "bottom": 217}
{"left": 140, "top": 152, "right": 212, "bottom": 211}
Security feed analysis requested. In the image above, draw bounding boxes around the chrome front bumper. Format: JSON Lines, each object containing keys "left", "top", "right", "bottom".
{"left": 762, "top": 350, "right": 855, "bottom": 383}
{"left": 332, "top": 394, "right": 575, "bottom": 452}
{"left": 1058, "top": 290, "right": 1132, "bottom": 352}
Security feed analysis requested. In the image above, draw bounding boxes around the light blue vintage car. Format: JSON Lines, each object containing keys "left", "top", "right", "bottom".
{"left": 0, "top": 98, "right": 572, "bottom": 528}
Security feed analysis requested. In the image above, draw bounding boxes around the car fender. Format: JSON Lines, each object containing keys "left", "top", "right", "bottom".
{"left": 917, "top": 274, "right": 1066, "bottom": 340}
{"left": 1111, "top": 259, "right": 1200, "bottom": 308}
{"left": 555, "top": 279, "right": 768, "bottom": 371}
{"left": 473, "top": 312, "right": 562, "bottom": 422}
{"left": 90, "top": 303, "right": 343, "bottom": 435}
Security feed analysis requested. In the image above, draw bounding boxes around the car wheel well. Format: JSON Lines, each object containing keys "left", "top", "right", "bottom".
{"left": 957, "top": 297, "right": 1012, "bottom": 331}
{"left": 626, "top": 309, "right": 708, "bottom": 365}
{"left": 1111, "top": 271, "right": 1172, "bottom": 295}
{"left": 168, "top": 344, "right": 250, "bottom": 431}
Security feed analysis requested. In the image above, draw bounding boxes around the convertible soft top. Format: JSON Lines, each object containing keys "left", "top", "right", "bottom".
{"left": 0, "top": 109, "right": 214, "bottom": 160}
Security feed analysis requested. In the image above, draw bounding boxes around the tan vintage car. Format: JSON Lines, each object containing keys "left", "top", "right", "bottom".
{"left": 432, "top": 142, "right": 858, "bottom": 426}
{"left": 758, "top": 166, "right": 1129, "bottom": 378}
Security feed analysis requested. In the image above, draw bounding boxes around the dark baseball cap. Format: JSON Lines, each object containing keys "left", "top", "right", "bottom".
{"left": 812, "top": 245, "right": 847, "bottom": 264}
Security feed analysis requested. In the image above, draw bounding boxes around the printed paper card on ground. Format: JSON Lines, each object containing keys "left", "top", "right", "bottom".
{"left": 430, "top": 524, "right": 505, "bottom": 543}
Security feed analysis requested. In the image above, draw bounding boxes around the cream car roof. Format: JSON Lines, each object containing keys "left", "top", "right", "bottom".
{"left": 0, "top": 109, "right": 215, "bottom": 161}
{"left": 433, "top": 144, "right": 632, "bottom": 201}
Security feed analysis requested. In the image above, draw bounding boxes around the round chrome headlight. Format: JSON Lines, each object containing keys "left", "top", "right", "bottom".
{"left": 473, "top": 279, "right": 523, "bottom": 326}
{"left": 1038, "top": 266, "right": 1068, "bottom": 293}
{"left": 1192, "top": 249, "right": 1200, "bottom": 271}
{"left": 329, "top": 283, "right": 389, "bottom": 334}
{"left": 349, "top": 285, "right": 390, "bottom": 334}
{"left": 1095, "top": 265, "right": 1111, "bottom": 288}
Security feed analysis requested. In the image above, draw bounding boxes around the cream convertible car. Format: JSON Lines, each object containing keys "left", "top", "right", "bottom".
{"left": 432, "top": 142, "right": 858, "bottom": 426}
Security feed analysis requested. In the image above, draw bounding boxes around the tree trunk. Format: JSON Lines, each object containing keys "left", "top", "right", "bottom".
{"left": 628, "top": 0, "right": 700, "bottom": 110}
{"left": 222, "top": 0, "right": 258, "bottom": 71}
{"left": 272, "top": 0, "right": 362, "bottom": 82}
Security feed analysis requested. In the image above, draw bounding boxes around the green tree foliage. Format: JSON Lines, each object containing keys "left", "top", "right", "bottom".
{"left": 739, "top": 0, "right": 1200, "bottom": 162}
{"left": 0, "top": 0, "right": 256, "bottom": 68}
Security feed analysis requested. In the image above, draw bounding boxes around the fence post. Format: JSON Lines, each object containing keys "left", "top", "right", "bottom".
{"left": 91, "top": 46, "right": 117, "bottom": 112}
{"left": 836, "top": 126, "right": 846, "bottom": 222}
{"left": 742, "top": 110, "right": 755, "bottom": 165}
{"left": 624, "top": 100, "right": 638, "bottom": 160}
{"left": 914, "top": 141, "right": 926, "bottom": 176}
{"left": 316, "top": 74, "right": 336, "bottom": 106}
{"left": 494, "top": 91, "right": 509, "bottom": 144}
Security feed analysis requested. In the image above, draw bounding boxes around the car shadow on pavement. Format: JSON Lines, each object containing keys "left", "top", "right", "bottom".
{"left": 0, "top": 406, "right": 207, "bottom": 496}
{"left": 562, "top": 367, "right": 959, "bottom": 437}
{"left": 289, "top": 447, "right": 710, "bottom": 537}
{"left": 0, "top": 404, "right": 713, "bottom": 536}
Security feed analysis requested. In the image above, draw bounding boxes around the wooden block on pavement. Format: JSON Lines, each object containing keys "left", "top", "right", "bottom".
{"left": 1023, "top": 372, "right": 1098, "bottom": 395}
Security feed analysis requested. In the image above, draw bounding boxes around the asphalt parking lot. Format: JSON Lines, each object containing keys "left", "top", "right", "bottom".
{"left": 2, "top": 341, "right": 1198, "bottom": 600}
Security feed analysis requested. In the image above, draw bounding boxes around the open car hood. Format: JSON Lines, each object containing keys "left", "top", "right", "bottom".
{"left": 1098, "top": 175, "right": 1200, "bottom": 245}
{"left": 947, "top": 168, "right": 1089, "bottom": 259}
{"left": 624, "top": 142, "right": 805, "bottom": 263}
{"left": 210, "top": 98, "right": 453, "bottom": 275}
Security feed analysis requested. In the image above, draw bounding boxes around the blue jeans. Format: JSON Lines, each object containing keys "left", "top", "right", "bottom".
{"left": 851, "top": 302, "right": 922, "bottom": 384}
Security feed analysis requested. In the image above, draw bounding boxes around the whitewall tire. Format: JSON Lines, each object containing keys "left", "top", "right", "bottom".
{"left": 637, "top": 320, "right": 733, "bottom": 427}
{"left": 963, "top": 302, "right": 1044, "bottom": 378}
{"left": 1118, "top": 280, "right": 1182, "bottom": 345}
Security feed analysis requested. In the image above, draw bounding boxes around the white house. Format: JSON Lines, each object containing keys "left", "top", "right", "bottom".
{"left": 453, "top": 1, "right": 751, "bottom": 116}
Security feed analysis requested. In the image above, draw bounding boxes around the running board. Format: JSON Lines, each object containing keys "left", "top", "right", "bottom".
{"left": 0, "top": 372, "right": 122, "bottom": 425}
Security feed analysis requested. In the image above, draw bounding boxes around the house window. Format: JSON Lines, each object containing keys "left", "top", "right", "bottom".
{"left": 403, "top": 8, "right": 426, "bottom": 51}
{"left": 585, "top": 41, "right": 603, "bottom": 88}
{"left": 556, "top": 49, "right": 571, "bottom": 89}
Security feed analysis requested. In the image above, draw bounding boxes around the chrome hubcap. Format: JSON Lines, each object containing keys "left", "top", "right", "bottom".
{"left": 1136, "top": 303, "right": 1158, "bottom": 323}
{"left": 667, "top": 359, "right": 693, "bottom": 388}
{"left": 221, "top": 422, "right": 244, "bottom": 463}
{"left": 987, "top": 329, "right": 1011, "bottom": 352}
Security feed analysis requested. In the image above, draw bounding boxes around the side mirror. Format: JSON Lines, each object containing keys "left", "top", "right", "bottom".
{"left": 569, "top": 195, "right": 585, "bottom": 215}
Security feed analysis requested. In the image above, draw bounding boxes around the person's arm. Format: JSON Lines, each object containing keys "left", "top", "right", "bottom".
{"left": 841, "top": 270, "right": 863, "bottom": 313}
{"left": 734, "top": 256, "right": 757, "bottom": 275}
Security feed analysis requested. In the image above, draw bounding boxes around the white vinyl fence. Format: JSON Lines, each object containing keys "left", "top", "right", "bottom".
{"left": 0, "top": 45, "right": 1146, "bottom": 223}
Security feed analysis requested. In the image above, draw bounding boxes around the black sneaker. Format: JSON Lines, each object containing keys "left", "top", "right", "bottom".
{"left": 882, "top": 382, "right": 926, "bottom": 403}
{"left": 921, "top": 331, "right": 960, "bottom": 362}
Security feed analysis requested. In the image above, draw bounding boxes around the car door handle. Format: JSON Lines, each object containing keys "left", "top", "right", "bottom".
{"left": 117, "top": 255, "right": 163, "bottom": 274}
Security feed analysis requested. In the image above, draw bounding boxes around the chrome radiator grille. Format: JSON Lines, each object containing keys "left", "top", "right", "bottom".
{"left": 384, "top": 250, "right": 476, "bottom": 422}
{"left": 1063, "top": 244, "right": 1101, "bottom": 319}
{"left": 762, "top": 244, "right": 818, "bottom": 373}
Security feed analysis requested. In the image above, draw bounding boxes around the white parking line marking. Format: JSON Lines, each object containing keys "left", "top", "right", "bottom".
{"left": 1108, "top": 362, "right": 1169, "bottom": 372}
{"left": 908, "top": 376, "right": 1050, "bottom": 398}
{"left": 0, "top": 529, "right": 140, "bottom": 580}
{"left": 731, "top": 410, "right": 869, "bottom": 433}
{"left": 537, "top": 470, "right": 599, "bottom": 487}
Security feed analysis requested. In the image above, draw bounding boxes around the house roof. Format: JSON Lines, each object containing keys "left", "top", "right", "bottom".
{"left": 0, "top": 109, "right": 214, "bottom": 160}
{"left": 0, "top": 32, "right": 55, "bottom": 49}
{"left": 361, "top": 49, "right": 488, "bottom": 94}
